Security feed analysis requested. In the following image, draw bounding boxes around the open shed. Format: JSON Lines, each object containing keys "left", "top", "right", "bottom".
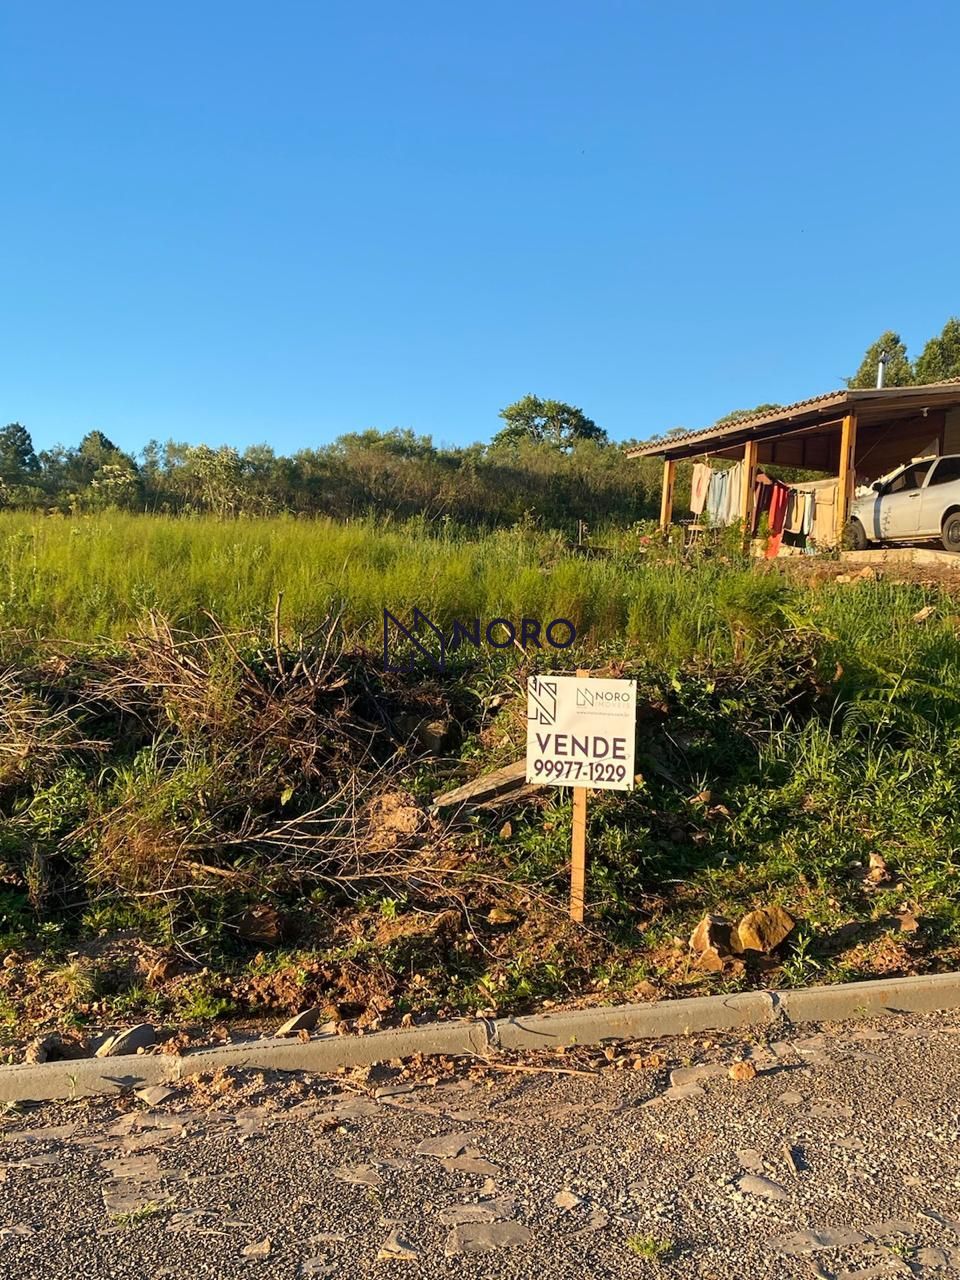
{"left": 628, "top": 380, "right": 960, "bottom": 545}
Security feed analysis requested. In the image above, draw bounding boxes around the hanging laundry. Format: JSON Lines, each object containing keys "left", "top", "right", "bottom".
{"left": 801, "top": 491, "right": 814, "bottom": 536}
{"left": 705, "top": 468, "right": 728, "bottom": 525}
{"left": 724, "top": 462, "right": 743, "bottom": 525}
{"left": 785, "top": 490, "right": 804, "bottom": 535}
{"left": 752, "top": 472, "right": 773, "bottom": 534}
{"left": 765, "top": 481, "right": 791, "bottom": 558}
{"left": 689, "top": 463, "right": 712, "bottom": 516}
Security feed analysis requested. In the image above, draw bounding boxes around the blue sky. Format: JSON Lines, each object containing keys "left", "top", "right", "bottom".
{"left": 3, "top": 1, "right": 959, "bottom": 455}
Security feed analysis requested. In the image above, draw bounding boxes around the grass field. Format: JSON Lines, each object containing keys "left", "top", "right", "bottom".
{"left": 2, "top": 511, "right": 960, "bottom": 1054}
{"left": 0, "top": 511, "right": 637, "bottom": 648}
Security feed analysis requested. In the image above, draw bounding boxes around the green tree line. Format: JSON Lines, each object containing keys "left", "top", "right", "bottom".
{"left": 0, "top": 398, "right": 667, "bottom": 532}
{"left": 3, "top": 321, "right": 958, "bottom": 529}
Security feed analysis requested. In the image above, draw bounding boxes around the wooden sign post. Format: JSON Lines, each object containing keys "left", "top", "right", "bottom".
{"left": 570, "top": 668, "right": 589, "bottom": 923}
{"left": 525, "top": 670, "right": 637, "bottom": 924}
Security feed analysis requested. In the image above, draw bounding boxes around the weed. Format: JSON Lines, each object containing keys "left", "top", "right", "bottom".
{"left": 174, "top": 976, "right": 235, "bottom": 1022}
{"left": 626, "top": 1231, "right": 673, "bottom": 1260}
{"left": 779, "top": 926, "right": 823, "bottom": 988}
{"left": 111, "top": 1202, "right": 165, "bottom": 1228}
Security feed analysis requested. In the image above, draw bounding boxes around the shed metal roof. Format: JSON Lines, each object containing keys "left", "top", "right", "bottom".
{"left": 627, "top": 379, "right": 960, "bottom": 460}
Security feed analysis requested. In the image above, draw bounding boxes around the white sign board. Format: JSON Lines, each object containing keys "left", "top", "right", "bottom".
{"left": 526, "top": 675, "right": 637, "bottom": 791}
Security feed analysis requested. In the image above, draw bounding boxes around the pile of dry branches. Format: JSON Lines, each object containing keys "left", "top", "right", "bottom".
{"left": 0, "top": 612, "right": 469, "bottom": 912}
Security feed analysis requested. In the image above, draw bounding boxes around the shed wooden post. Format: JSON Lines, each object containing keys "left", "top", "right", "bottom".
{"left": 739, "top": 438, "right": 758, "bottom": 546}
{"left": 836, "top": 410, "right": 858, "bottom": 545}
{"left": 659, "top": 459, "right": 676, "bottom": 532}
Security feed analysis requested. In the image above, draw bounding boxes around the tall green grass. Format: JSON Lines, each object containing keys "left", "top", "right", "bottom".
{"left": 2, "top": 511, "right": 959, "bottom": 692}
{"left": 0, "top": 512, "right": 633, "bottom": 646}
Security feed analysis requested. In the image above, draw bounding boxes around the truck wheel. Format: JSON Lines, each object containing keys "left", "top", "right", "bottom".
{"left": 846, "top": 519, "right": 868, "bottom": 551}
{"left": 942, "top": 512, "right": 960, "bottom": 552}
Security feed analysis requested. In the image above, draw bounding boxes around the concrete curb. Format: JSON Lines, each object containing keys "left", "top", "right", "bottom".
{"left": 5, "top": 970, "right": 960, "bottom": 1104}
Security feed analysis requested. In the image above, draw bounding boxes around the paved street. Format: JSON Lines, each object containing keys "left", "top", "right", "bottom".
{"left": 1, "top": 1011, "right": 959, "bottom": 1279}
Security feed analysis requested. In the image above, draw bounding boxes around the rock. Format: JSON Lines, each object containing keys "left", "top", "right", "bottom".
{"left": 567, "top": 1209, "right": 609, "bottom": 1237}
{"left": 865, "top": 852, "right": 890, "bottom": 885}
{"left": 862, "top": 1219, "right": 916, "bottom": 1237}
{"left": 24, "top": 1034, "right": 62, "bottom": 1064}
{"left": 377, "top": 1229, "right": 419, "bottom": 1262}
{"left": 333, "top": 1163, "right": 382, "bottom": 1187}
{"left": 834, "top": 1135, "right": 864, "bottom": 1151}
{"left": 415, "top": 1132, "right": 474, "bottom": 1159}
{"left": 553, "top": 1190, "right": 583, "bottom": 1211}
{"left": 835, "top": 1265, "right": 912, "bottom": 1279}
{"left": 916, "top": 1247, "right": 960, "bottom": 1267}
{"left": 237, "top": 904, "right": 284, "bottom": 942}
{"left": 135, "top": 1085, "right": 177, "bottom": 1107}
{"left": 769, "top": 1226, "right": 867, "bottom": 1255}
{"left": 728, "top": 1060, "right": 758, "bottom": 1082}
{"left": 95, "top": 1024, "right": 156, "bottom": 1058}
{"left": 275, "top": 1008, "right": 324, "bottom": 1037}
{"left": 438, "top": 1198, "right": 514, "bottom": 1225}
{"left": 736, "top": 1149, "right": 765, "bottom": 1174}
{"left": 738, "top": 1174, "right": 790, "bottom": 1201}
{"left": 440, "top": 1155, "right": 500, "bottom": 1176}
{"left": 735, "top": 906, "right": 794, "bottom": 953}
{"left": 696, "top": 947, "right": 726, "bottom": 973}
{"left": 689, "top": 913, "right": 738, "bottom": 956}
{"left": 646, "top": 1083, "right": 705, "bottom": 1104}
{"left": 669, "top": 1063, "right": 726, "bottom": 1087}
{"left": 857, "top": 565, "right": 879, "bottom": 580}
{"left": 632, "top": 1051, "right": 663, "bottom": 1070}
{"left": 241, "top": 1238, "right": 272, "bottom": 1258}
{"left": 417, "top": 719, "right": 451, "bottom": 753}
{"left": 486, "top": 907, "right": 517, "bottom": 925}
{"left": 769, "top": 1041, "right": 795, "bottom": 1059}
{"left": 444, "top": 1222, "right": 532, "bottom": 1256}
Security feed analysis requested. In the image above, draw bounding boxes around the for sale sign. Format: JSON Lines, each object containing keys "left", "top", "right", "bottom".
{"left": 526, "top": 675, "right": 637, "bottom": 791}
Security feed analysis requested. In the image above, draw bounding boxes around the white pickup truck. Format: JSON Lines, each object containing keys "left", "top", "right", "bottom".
{"left": 848, "top": 454, "right": 960, "bottom": 552}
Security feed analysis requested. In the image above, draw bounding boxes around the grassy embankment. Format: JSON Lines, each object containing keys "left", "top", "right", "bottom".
{"left": 1, "top": 511, "right": 960, "bottom": 1052}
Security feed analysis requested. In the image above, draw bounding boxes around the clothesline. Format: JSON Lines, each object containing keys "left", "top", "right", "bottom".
{"left": 689, "top": 462, "right": 837, "bottom": 555}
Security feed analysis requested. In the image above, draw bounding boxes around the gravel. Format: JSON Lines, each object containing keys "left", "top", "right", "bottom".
{"left": 0, "top": 1010, "right": 959, "bottom": 1278}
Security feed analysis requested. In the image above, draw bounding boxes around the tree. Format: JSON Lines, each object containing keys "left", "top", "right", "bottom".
{"left": 914, "top": 317, "right": 960, "bottom": 384}
{"left": 492, "top": 395, "right": 607, "bottom": 450}
{"left": 713, "top": 403, "right": 782, "bottom": 426}
{"left": 0, "top": 423, "right": 39, "bottom": 483}
{"left": 848, "top": 331, "right": 913, "bottom": 389}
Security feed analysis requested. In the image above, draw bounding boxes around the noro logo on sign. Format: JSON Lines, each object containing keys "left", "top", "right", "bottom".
{"left": 576, "top": 687, "right": 632, "bottom": 707}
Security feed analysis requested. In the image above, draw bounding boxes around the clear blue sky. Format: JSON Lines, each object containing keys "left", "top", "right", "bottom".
{"left": 3, "top": 1, "right": 959, "bottom": 456}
